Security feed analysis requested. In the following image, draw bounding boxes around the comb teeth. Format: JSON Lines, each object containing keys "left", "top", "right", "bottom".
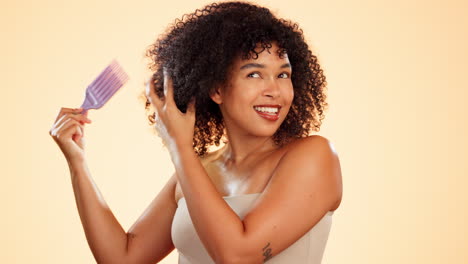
{"left": 80, "top": 59, "right": 129, "bottom": 113}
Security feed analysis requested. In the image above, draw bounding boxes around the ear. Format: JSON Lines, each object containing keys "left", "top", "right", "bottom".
{"left": 209, "top": 85, "right": 223, "bottom": 105}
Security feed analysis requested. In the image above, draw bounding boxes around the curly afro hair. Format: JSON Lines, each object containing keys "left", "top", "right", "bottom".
{"left": 141, "top": 1, "right": 328, "bottom": 157}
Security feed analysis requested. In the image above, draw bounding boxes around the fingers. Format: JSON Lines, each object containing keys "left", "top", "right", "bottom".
{"left": 54, "top": 107, "right": 80, "bottom": 123}
{"left": 54, "top": 118, "right": 84, "bottom": 139}
{"left": 145, "top": 70, "right": 177, "bottom": 112}
{"left": 50, "top": 108, "right": 91, "bottom": 138}
{"left": 50, "top": 117, "right": 85, "bottom": 145}
{"left": 163, "top": 69, "right": 176, "bottom": 108}
{"left": 145, "top": 76, "right": 163, "bottom": 110}
{"left": 54, "top": 111, "right": 91, "bottom": 130}
{"left": 54, "top": 107, "right": 91, "bottom": 123}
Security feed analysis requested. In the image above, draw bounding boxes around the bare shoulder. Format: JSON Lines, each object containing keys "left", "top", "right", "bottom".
{"left": 287, "top": 135, "right": 339, "bottom": 154}
{"left": 285, "top": 135, "right": 341, "bottom": 167}
{"left": 280, "top": 135, "right": 343, "bottom": 210}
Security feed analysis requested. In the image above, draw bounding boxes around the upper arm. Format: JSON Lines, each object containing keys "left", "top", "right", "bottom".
{"left": 124, "top": 173, "right": 178, "bottom": 264}
{"left": 236, "top": 136, "right": 343, "bottom": 262}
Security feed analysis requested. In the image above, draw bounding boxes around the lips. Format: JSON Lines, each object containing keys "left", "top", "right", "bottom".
{"left": 253, "top": 104, "right": 281, "bottom": 121}
{"left": 255, "top": 111, "right": 279, "bottom": 121}
{"left": 254, "top": 104, "right": 282, "bottom": 108}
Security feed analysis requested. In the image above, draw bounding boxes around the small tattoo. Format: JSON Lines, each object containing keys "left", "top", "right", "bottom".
{"left": 262, "top": 242, "right": 273, "bottom": 262}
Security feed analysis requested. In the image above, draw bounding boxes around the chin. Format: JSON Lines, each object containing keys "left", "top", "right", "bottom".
{"left": 251, "top": 125, "right": 282, "bottom": 138}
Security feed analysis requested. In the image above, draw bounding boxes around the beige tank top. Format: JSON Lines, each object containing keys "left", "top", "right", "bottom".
{"left": 171, "top": 193, "right": 334, "bottom": 263}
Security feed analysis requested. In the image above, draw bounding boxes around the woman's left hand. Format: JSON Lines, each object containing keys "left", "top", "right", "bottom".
{"left": 145, "top": 70, "right": 196, "bottom": 150}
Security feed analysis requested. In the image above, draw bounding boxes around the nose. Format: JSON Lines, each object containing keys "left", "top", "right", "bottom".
{"left": 263, "top": 78, "right": 281, "bottom": 98}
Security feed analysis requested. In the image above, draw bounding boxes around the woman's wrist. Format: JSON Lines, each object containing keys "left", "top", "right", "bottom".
{"left": 66, "top": 154, "right": 87, "bottom": 168}
{"left": 167, "top": 140, "right": 195, "bottom": 166}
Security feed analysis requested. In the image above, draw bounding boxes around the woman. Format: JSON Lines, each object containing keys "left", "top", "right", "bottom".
{"left": 49, "top": 1, "right": 342, "bottom": 263}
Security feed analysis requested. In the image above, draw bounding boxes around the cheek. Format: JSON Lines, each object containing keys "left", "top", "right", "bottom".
{"left": 224, "top": 94, "right": 251, "bottom": 111}
{"left": 229, "top": 89, "right": 256, "bottom": 105}
{"left": 285, "top": 85, "right": 294, "bottom": 105}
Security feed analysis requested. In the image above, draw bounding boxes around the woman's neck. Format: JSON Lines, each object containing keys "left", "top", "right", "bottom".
{"left": 219, "top": 135, "right": 278, "bottom": 167}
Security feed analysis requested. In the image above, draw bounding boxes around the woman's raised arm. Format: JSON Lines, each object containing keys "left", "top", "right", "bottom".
{"left": 50, "top": 107, "right": 178, "bottom": 263}
{"left": 69, "top": 161, "right": 178, "bottom": 264}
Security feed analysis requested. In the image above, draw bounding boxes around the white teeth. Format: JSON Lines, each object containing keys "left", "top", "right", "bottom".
{"left": 254, "top": 106, "right": 279, "bottom": 114}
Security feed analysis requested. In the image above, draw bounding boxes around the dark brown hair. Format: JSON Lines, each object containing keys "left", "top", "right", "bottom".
{"left": 140, "top": 1, "right": 328, "bottom": 156}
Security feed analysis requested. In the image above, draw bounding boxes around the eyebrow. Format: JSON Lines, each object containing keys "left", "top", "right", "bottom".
{"left": 239, "top": 63, "right": 291, "bottom": 70}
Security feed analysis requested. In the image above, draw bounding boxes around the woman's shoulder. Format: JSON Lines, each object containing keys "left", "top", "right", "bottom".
{"left": 286, "top": 135, "right": 339, "bottom": 156}
{"left": 284, "top": 135, "right": 341, "bottom": 177}
{"left": 279, "top": 135, "right": 343, "bottom": 211}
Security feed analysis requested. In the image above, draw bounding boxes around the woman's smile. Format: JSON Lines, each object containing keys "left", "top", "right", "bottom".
{"left": 253, "top": 105, "right": 282, "bottom": 121}
{"left": 210, "top": 42, "right": 294, "bottom": 136}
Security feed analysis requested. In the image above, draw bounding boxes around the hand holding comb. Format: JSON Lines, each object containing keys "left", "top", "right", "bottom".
{"left": 79, "top": 59, "right": 129, "bottom": 114}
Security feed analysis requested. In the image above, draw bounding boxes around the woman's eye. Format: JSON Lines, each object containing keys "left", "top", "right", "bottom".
{"left": 247, "top": 72, "right": 261, "bottom": 78}
{"left": 278, "top": 72, "right": 290, "bottom": 79}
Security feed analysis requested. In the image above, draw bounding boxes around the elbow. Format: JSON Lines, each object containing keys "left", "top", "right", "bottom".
{"left": 212, "top": 234, "right": 262, "bottom": 264}
{"left": 94, "top": 250, "right": 131, "bottom": 264}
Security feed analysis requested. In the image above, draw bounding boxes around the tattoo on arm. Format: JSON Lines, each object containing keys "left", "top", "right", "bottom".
{"left": 262, "top": 242, "right": 273, "bottom": 262}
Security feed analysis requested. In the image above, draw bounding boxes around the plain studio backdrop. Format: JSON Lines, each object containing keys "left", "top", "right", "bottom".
{"left": 1, "top": 0, "right": 467, "bottom": 263}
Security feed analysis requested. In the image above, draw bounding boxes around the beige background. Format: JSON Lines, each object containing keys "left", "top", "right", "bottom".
{"left": 1, "top": 0, "right": 467, "bottom": 263}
